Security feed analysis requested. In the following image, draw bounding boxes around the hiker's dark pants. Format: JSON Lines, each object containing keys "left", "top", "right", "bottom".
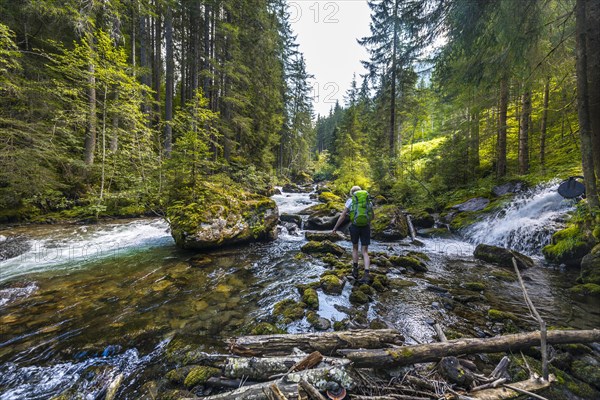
{"left": 349, "top": 224, "right": 371, "bottom": 246}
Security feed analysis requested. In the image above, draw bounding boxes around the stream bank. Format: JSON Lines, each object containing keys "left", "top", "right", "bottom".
{"left": 0, "top": 185, "right": 598, "bottom": 399}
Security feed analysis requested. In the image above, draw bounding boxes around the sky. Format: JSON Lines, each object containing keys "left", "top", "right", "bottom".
{"left": 289, "top": 0, "right": 372, "bottom": 118}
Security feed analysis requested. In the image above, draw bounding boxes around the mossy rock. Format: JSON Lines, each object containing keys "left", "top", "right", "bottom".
{"left": 464, "top": 282, "right": 486, "bottom": 291}
{"left": 389, "top": 279, "right": 418, "bottom": 288}
{"left": 250, "top": 322, "right": 286, "bottom": 335}
{"left": 407, "top": 251, "right": 431, "bottom": 261}
{"left": 371, "top": 205, "right": 409, "bottom": 240}
{"left": 542, "top": 226, "right": 595, "bottom": 267}
{"left": 302, "top": 288, "right": 319, "bottom": 309}
{"left": 570, "top": 283, "right": 600, "bottom": 297}
{"left": 333, "top": 320, "right": 349, "bottom": 331}
{"left": 358, "top": 283, "right": 375, "bottom": 296}
{"left": 306, "top": 311, "right": 331, "bottom": 330}
{"left": 318, "top": 191, "right": 342, "bottom": 204}
{"left": 301, "top": 240, "right": 345, "bottom": 257}
{"left": 184, "top": 366, "right": 221, "bottom": 388}
{"left": 571, "top": 357, "right": 600, "bottom": 389}
{"left": 166, "top": 366, "right": 195, "bottom": 384}
{"left": 369, "top": 319, "right": 389, "bottom": 329}
{"left": 371, "top": 274, "right": 389, "bottom": 292}
{"left": 487, "top": 309, "right": 518, "bottom": 322}
{"left": 411, "top": 211, "right": 435, "bottom": 229}
{"left": 490, "top": 269, "right": 517, "bottom": 282}
{"left": 273, "top": 299, "right": 306, "bottom": 322}
{"left": 474, "top": 244, "right": 534, "bottom": 269}
{"left": 349, "top": 287, "right": 369, "bottom": 305}
{"left": 319, "top": 273, "right": 344, "bottom": 295}
{"left": 579, "top": 244, "right": 600, "bottom": 284}
{"left": 304, "top": 231, "right": 344, "bottom": 242}
{"left": 389, "top": 255, "right": 428, "bottom": 272}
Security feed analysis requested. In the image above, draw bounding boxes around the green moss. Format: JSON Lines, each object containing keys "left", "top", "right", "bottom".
{"left": 372, "top": 274, "right": 389, "bottom": 292}
{"left": 306, "top": 311, "right": 319, "bottom": 326}
{"left": 464, "top": 282, "right": 486, "bottom": 291}
{"left": 333, "top": 320, "right": 348, "bottom": 331}
{"left": 319, "top": 273, "right": 344, "bottom": 294}
{"left": 302, "top": 288, "right": 319, "bottom": 309}
{"left": 487, "top": 309, "right": 518, "bottom": 322}
{"left": 318, "top": 191, "right": 342, "bottom": 203}
{"left": 273, "top": 299, "right": 305, "bottom": 322}
{"left": 570, "top": 283, "right": 600, "bottom": 297}
{"left": 542, "top": 226, "right": 594, "bottom": 265}
{"left": 386, "top": 347, "right": 414, "bottom": 360}
{"left": 250, "top": 322, "right": 285, "bottom": 335}
{"left": 449, "top": 211, "right": 479, "bottom": 231}
{"left": 301, "top": 240, "right": 345, "bottom": 257}
{"left": 407, "top": 251, "right": 431, "bottom": 261}
{"left": 389, "top": 255, "right": 428, "bottom": 272}
{"left": 490, "top": 269, "right": 516, "bottom": 282}
{"left": 389, "top": 279, "right": 418, "bottom": 288}
{"left": 349, "top": 287, "right": 369, "bottom": 304}
{"left": 184, "top": 366, "right": 220, "bottom": 388}
{"left": 359, "top": 283, "right": 375, "bottom": 295}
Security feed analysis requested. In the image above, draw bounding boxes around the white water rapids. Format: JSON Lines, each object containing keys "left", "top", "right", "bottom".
{"left": 464, "top": 182, "right": 576, "bottom": 255}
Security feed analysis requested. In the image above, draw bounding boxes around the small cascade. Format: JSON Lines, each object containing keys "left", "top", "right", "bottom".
{"left": 464, "top": 182, "right": 576, "bottom": 255}
{"left": 406, "top": 214, "right": 417, "bottom": 241}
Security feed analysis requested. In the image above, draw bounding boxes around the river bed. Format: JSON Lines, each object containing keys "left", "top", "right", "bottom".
{"left": 0, "top": 188, "right": 598, "bottom": 399}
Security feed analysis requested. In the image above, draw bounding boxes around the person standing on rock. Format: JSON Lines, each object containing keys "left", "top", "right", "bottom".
{"left": 332, "top": 185, "right": 374, "bottom": 283}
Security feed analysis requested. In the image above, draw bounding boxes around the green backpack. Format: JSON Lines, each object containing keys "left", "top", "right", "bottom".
{"left": 349, "top": 190, "right": 374, "bottom": 227}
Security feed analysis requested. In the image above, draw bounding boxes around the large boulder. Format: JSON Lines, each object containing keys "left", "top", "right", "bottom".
{"left": 280, "top": 213, "right": 302, "bottom": 227}
{"left": 410, "top": 211, "right": 435, "bottom": 229}
{"left": 492, "top": 181, "right": 526, "bottom": 197}
{"left": 451, "top": 197, "right": 489, "bottom": 212}
{"left": 301, "top": 240, "right": 345, "bottom": 257}
{"left": 474, "top": 244, "right": 534, "bottom": 269}
{"left": 542, "top": 226, "right": 595, "bottom": 267}
{"left": 579, "top": 244, "right": 600, "bottom": 285}
{"left": 302, "top": 202, "right": 344, "bottom": 230}
{"left": 305, "top": 231, "right": 344, "bottom": 242}
{"left": 168, "top": 196, "right": 278, "bottom": 250}
{"left": 371, "top": 205, "right": 409, "bottom": 240}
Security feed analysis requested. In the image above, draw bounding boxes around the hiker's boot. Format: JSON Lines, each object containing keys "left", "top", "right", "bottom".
{"left": 352, "top": 263, "right": 359, "bottom": 279}
{"left": 358, "top": 270, "right": 370, "bottom": 284}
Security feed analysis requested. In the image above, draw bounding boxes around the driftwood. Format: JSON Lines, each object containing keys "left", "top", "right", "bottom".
{"left": 297, "top": 379, "right": 327, "bottom": 400}
{"left": 338, "top": 329, "right": 600, "bottom": 368}
{"left": 228, "top": 329, "right": 404, "bottom": 356}
{"left": 469, "top": 377, "right": 553, "bottom": 400}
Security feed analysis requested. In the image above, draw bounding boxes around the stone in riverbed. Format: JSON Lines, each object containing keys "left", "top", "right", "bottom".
{"left": 371, "top": 205, "right": 409, "bottom": 240}
{"left": 474, "top": 244, "right": 534, "bottom": 269}
{"left": 280, "top": 213, "right": 302, "bottom": 226}
{"left": 301, "top": 240, "right": 345, "bottom": 257}
{"left": 304, "top": 231, "right": 343, "bottom": 242}
{"left": 579, "top": 244, "right": 600, "bottom": 284}
{"left": 0, "top": 235, "right": 31, "bottom": 261}
{"left": 451, "top": 197, "right": 489, "bottom": 212}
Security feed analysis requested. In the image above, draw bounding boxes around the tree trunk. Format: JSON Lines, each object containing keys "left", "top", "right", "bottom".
{"left": 164, "top": 5, "right": 174, "bottom": 155}
{"left": 389, "top": 0, "right": 399, "bottom": 161}
{"left": 337, "top": 329, "right": 600, "bottom": 368}
{"left": 152, "top": 3, "right": 162, "bottom": 127}
{"left": 518, "top": 89, "right": 531, "bottom": 175}
{"left": 576, "top": 0, "right": 600, "bottom": 209}
{"left": 497, "top": 76, "right": 509, "bottom": 177}
{"left": 540, "top": 76, "right": 550, "bottom": 170}
{"left": 227, "top": 329, "right": 404, "bottom": 357}
{"left": 470, "top": 107, "right": 480, "bottom": 175}
{"left": 139, "top": 12, "right": 151, "bottom": 117}
{"left": 84, "top": 39, "right": 97, "bottom": 166}
{"left": 587, "top": 0, "right": 600, "bottom": 183}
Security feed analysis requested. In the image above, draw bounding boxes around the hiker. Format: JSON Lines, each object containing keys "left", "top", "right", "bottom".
{"left": 332, "top": 185, "right": 374, "bottom": 282}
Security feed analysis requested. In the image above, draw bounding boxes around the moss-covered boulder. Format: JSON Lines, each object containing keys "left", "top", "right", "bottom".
{"left": 542, "top": 226, "right": 595, "bottom": 267}
{"left": 474, "top": 244, "right": 534, "bottom": 269}
{"left": 487, "top": 309, "right": 518, "bottom": 322}
{"left": 349, "top": 287, "right": 370, "bottom": 305}
{"left": 579, "top": 243, "right": 600, "bottom": 284}
{"left": 306, "top": 311, "right": 331, "bottom": 330}
{"left": 273, "top": 299, "right": 306, "bottom": 323}
{"left": 451, "top": 197, "right": 489, "bottom": 212}
{"left": 319, "top": 273, "right": 344, "bottom": 294}
{"left": 411, "top": 211, "right": 435, "bottom": 229}
{"left": 168, "top": 188, "right": 278, "bottom": 250}
{"left": 250, "top": 322, "right": 286, "bottom": 335}
{"left": 318, "top": 191, "right": 342, "bottom": 203}
{"left": 371, "top": 205, "right": 409, "bottom": 240}
{"left": 302, "top": 288, "right": 319, "bottom": 309}
{"left": 572, "top": 356, "right": 600, "bottom": 390}
{"left": 570, "top": 283, "right": 600, "bottom": 297}
{"left": 280, "top": 213, "right": 302, "bottom": 227}
{"left": 304, "top": 231, "right": 344, "bottom": 242}
{"left": 389, "top": 255, "right": 428, "bottom": 272}
{"left": 301, "top": 240, "right": 345, "bottom": 257}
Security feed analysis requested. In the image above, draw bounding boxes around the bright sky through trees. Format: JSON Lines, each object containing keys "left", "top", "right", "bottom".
{"left": 290, "top": 0, "right": 371, "bottom": 117}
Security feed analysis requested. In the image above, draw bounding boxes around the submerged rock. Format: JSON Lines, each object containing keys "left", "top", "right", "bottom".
{"left": 474, "top": 244, "right": 534, "bottom": 269}
{"left": 0, "top": 235, "right": 31, "bottom": 261}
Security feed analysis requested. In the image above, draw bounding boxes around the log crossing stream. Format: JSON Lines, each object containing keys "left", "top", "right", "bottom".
{"left": 0, "top": 186, "right": 598, "bottom": 399}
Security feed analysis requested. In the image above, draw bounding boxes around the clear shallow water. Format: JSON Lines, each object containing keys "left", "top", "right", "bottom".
{"left": 0, "top": 188, "right": 598, "bottom": 399}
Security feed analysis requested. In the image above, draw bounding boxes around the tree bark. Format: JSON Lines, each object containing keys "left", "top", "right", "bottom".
{"left": 470, "top": 108, "right": 480, "bottom": 174}
{"left": 84, "top": 36, "right": 97, "bottom": 166}
{"left": 540, "top": 76, "right": 550, "bottom": 171}
{"left": 497, "top": 76, "right": 509, "bottom": 177}
{"left": 337, "top": 329, "right": 600, "bottom": 368}
{"left": 227, "top": 329, "right": 404, "bottom": 357}
{"left": 470, "top": 378, "right": 552, "bottom": 400}
{"left": 152, "top": 2, "right": 162, "bottom": 127}
{"left": 164, "top": 5, "right": 173, "bottom": 155}
{"left": 576, "top": 0, "right": 600, "bottom": 209}
{"left": 518, "top": 89, "right": 531, "bottom": 175}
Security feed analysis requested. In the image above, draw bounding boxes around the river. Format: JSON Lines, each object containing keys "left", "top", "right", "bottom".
{"left": 0, "top": 186, "right": 598, "bottom": 399}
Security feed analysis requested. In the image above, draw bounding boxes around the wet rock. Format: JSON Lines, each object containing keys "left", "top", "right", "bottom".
{"left": 280, "top": 213, "right": 302, "bottom": 226}
{"left": 492, "top": 181, "right": 526, "bottom": 197}
{"left": 169, "top": 196, "right": 279, "bottom": 250}
{"left": 417, "top": 227, "right": 452, "bottom": 238}
{"left": 301, "top": 240, "right": 345, "bottom": 257}
{"left": 411, "top": 211, "right": 435, "bottom": 229}
{"left": 474, "top": 244, "right": 534, "bottom": 269}
{"left": 273, "top": 299, "right": 306, "bottom": 323}
{"left": 307, "top": 311, "right": 330, "bottom": 331}
{"left": 572, "top": 356, "right": 600, "bottom": 389}
{"left": 250, "top": 322, "right": 286, "bottom": 335}
{"left": 369, "top": 318, "right": 390, "bottom": 329}
{"left": 438, "top": 356, "right": 477, "bottom": 387}
{"left": 318, "top": 191, "right": 342, "bottom": 203}
{"left": 302, "top": 288, "right": 319, "bottom": 309}
{"left": 304, "top": 231, "right": 343, "bottom": 242}
{"left": 273, "top": 188, "right": 283, "bottom": 195}
{"left": 451, "top": 197, "right": 489, "bottom": 212}
{"left": 371, "top": 205, "right": 409, "bottom": 240}
{"left": 389, "top": 255, "right": 428, "bottom": 272}
{"left": 319, "top": 273, "right": 344, "bottom": 295}
{"left": 426, "top": 284, "right": 448, "bottom": 293}
{"left": 0, "top": 235, "right": 31, "bottom": 261}
{"left": 305, "top": 214, "right": 340, "bottom": 230}
{"left": 279, "top": 222, "right": 299, "bottom": 236}
{"left": 189, "top": 255, "right": 213, "bottom": 267}
{"left": 184, "top": 366, "right": 221, "bottom": 388}
{"left": 487, "top": 309, "right": 518, "bottom": 322}
{"left": 282, "top": 183, "right": 303, "bottom": 193}
{"left": 542, "top": 226, "right": 595, "bottom": 267}
{"left": 579, "top": 243, "right": 600, "bottom": 284}
{"left": 463, "top": 282, "right": 486, "bottom": 291}
{"left": 570, "top": 283, "right": 600, "bottom": 297}
{"left": 349, "top": 286, "right": 370, "bottom": 305}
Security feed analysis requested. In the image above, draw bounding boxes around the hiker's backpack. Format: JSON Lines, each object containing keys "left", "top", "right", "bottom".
{"left": 350, "top": 190, "right": 374, "bottom": 227}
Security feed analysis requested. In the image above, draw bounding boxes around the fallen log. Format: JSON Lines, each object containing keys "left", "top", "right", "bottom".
{"left": 197, "top": 381, "right": 299, "bottom": 400}
{"left": 223, "top": 353, "right": 347, "bottom": 381}
{"left": 468, "top": 377, "right": 552, "bottom": 400}
{"left": 228, "top": 329, "right": 404, "bottom": 357}
{"left": 338, "top": 329, "right": 600, "bottom": 368}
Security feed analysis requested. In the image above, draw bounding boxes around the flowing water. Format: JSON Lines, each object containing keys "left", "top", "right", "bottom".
{"left": 0, "top": 186, "right": 598, "bottom": 399}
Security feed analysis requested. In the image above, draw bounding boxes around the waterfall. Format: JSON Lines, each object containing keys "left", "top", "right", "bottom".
{"left": 463, "top": 182, "right": 576, "bottom": 256}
